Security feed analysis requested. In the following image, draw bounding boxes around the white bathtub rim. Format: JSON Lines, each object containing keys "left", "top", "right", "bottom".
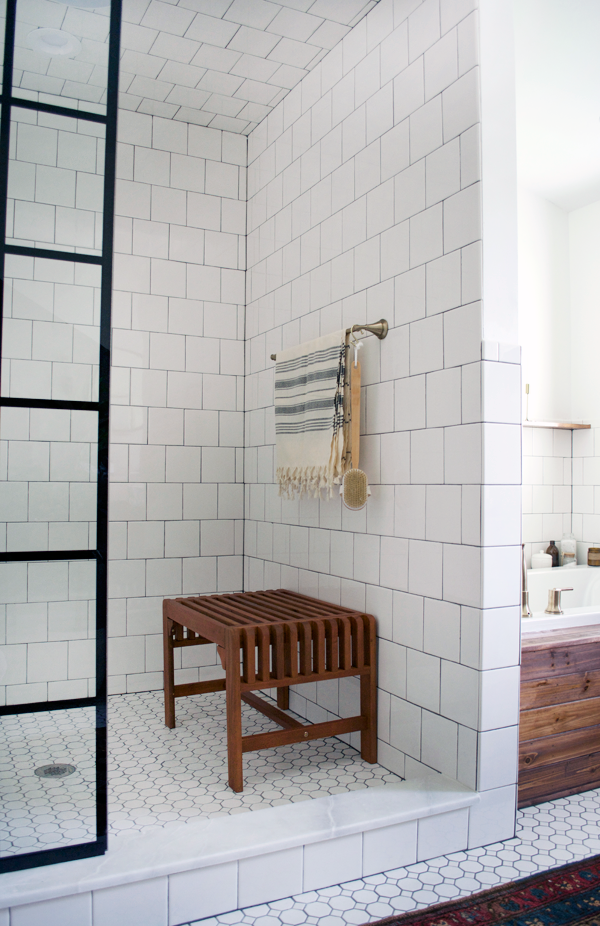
{"left": 526, "top": 564, "right": 600, "bottom": 613}
{"left": 522, "top": 607, "right": 600, "bottom": 632}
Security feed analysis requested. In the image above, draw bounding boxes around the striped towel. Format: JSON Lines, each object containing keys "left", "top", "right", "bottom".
{"left": 275, "top": 330, "right": 346, "bottom": 499}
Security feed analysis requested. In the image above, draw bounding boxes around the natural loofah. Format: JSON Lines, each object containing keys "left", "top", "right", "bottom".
{"left": 342, "top": 467, "right": 368, "bottom": 510}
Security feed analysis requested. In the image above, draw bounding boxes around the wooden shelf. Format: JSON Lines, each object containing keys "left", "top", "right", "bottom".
{"left": 523, "top": 420, "right": 591, "bottom": 430}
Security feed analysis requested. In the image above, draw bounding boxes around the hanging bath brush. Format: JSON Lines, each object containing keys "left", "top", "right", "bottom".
{"left": 342, "top": 340, "right": 370, "bottom": 510}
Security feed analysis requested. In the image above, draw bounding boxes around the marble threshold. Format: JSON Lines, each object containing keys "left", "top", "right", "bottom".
{"left": 0, "top": 775, "right": 490, "bottom": 924}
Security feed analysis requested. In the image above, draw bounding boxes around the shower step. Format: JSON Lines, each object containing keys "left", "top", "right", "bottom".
{"left": 0, "top": 775, "right": 514, "bottom": 926}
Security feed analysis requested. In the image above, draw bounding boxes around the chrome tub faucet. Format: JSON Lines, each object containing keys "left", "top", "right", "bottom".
{"left": 545, "top": 588, "right": 573, "bottom": 615}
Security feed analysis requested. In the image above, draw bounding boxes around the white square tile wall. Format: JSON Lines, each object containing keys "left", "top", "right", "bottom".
{"left": 522, "top": 426, "right": 573, "bottom": 567}
{"left": 7, "top": 109, "right": 105, "bottom": 257}
{"left": 572, "top": 427, "right": 600, "bottom": 557}
{"left": 107, "top": 113, "right": 246, "bottom": 696}
{"left": 0, "top": 405, "right": 98, "bottom": 705}
{"left": 0, "top": 257, "right": 101, "bottom": 403}
{"left": 243, "top": 0, "right": 521, "bottom": 808}
{"left": 10, "top": 0, "right": 381, "bottom": 137}
{"left": 0, "top": 560, "right": 96, "bottom": 705}
{"left": 0, "top": 406, "right": 99, "bottom": 562}
{"left": 0, "top": 1, "right": 522, "bottom": 827}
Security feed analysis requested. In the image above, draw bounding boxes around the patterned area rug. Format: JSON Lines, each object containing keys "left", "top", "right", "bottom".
{"left": 367, "top": 855, "right": 600, "bottom": 926}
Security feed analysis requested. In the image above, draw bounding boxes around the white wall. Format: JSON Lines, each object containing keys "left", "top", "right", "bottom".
{"left": 571, "top": 200, "right": 600, "bottom": 547}
{"left": 570, "top": 201, "right": 600, "bottom": 427}
{"left": 0, "top": 113, "right": 247, "bottom": 703}
{"left": 518, "top": 189, "right": 571, "bottom": 564}
{"left": 244, "top": 0, "right": 521, "bottom": 834}
{"left": 522, "top": 426, "right": 572, "bottom": 568}
{"left": 0, "top": 108, "right": 104, "bottom": 704}
{"left": 0, "top": 4, "right": 524, "bottom": 846}
{"left": 519, "top": 194, "right": 600, "bottom": 560}
{"left": 479, "top": 0, "right": 518, "bottom": 345}
{"left": 107, "top": 114, "right": 246, "bottom": 696}
{"left": 518, "top": 189, "right": 570, "bottom": 422}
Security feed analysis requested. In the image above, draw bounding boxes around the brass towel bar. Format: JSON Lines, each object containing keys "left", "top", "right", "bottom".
{"left": 270, "top": 319, "right": 388, "bottom": 361}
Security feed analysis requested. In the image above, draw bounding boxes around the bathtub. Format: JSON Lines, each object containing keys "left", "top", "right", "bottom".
{"left": 523, "top": 564, "right": 600, "bottom": 632}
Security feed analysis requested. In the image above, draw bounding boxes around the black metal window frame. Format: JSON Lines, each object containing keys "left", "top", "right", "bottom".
{"left": 0, "top": 0, "right": 122, "bottom": 874}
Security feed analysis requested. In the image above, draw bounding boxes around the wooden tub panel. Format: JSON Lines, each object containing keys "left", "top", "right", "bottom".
{"left": 519, "top": 624, "right": 600, "bottom": 808}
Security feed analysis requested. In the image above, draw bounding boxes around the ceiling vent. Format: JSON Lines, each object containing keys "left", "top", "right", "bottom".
{"left": 27, "top": 28, "right": 82, "bottom": 57}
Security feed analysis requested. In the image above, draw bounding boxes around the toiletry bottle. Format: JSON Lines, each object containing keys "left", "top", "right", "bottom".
{"left": 588, "top": 545, "right": 600, "bottom": 567}
{"left": 546, "top": 540, "right": 559, "bottom": 567}
{"left": 531, "top": 549, "right": 552, "bottom": 569}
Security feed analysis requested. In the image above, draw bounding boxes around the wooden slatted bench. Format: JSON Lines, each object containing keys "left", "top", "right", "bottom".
{"left": 163, "top": 589, "right": 377, "bottom": 792}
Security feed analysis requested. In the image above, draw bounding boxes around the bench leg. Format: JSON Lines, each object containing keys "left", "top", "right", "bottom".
{"left": 163, "top": 611, "right": 176, "bottom": 729}
{"left": 277, "top": 686, "right": 289, "bottom": 711}
{"left": 360, "top": 621, "right": 378, "bottom": 763}
{"left": 360, "top": 669, "right": 377, "bottom": 763}
{"left": 226, "top": 629, "right": 243, "bottom": 792}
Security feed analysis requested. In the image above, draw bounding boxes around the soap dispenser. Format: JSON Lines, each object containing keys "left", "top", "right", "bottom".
{"left": 546, "top": 540, "right": 559, "bottom": 567}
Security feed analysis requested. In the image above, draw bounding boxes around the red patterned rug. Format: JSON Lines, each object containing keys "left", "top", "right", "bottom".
{"left": 367, "top": 855, "right": 600, "bottom": 926}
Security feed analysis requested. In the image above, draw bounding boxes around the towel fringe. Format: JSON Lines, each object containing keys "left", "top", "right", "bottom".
{"left": 276, "top": 461, "right": 343, "bottom": 500}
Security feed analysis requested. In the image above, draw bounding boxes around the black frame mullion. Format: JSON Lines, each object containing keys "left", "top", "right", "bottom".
{"left": 0, "top": 0, "right": 122, "bottom": 874}
{"left": 4, "top": 244, "right": 103, "bottom": 263}
{"left": 0, "top": 696, "right": 97, "bottom": 716}
{"left": 95, "top": 0, "right": 122, "bottom": 861}
{"left": 11, "top": 96, "right": 107, "bottom": 124}
{"left": 0, "top": 397, "right": 99, "bottom": 410}
{"left": 0, "top": 550, "right": 99, "bottom": 562}
{"left": 0, "top": 0, "right": 16, "bottom": 368}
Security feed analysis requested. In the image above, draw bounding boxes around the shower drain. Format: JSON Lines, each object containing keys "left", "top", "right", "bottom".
{"left": 34, "top": 763, "right": 76, "bottom": 779}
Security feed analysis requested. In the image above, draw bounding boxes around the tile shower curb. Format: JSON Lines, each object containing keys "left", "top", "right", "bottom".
{"left": 1, "top": 776, "right": 478, "bottom": 910}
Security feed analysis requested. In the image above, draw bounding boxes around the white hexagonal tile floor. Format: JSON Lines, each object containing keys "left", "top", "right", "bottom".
{"left": 0, "top": 706, "right": 96, "bottom": 856}
{"left": 6, "top": 691, "right": 600, "bottom": 926}
{"left": 0, "top": 689, "right": 399, "bottom": 856}
{"left": 181, "top": 791, "right": 600, "bottom": 926}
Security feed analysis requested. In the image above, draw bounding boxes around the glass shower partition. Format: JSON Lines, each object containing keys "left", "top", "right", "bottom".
{"left": 0, "top": 0, "right": 121, "bottom": 872}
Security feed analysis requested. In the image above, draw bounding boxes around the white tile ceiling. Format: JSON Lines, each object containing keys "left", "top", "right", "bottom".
{"left": 12, "top": 0, "right": 381, "bottom": 134}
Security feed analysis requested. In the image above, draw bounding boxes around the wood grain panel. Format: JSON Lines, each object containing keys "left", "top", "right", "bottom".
{"left": 518, "top": 750, "right": 600, "bottom": 807}
{"left": 522, "top": 625, "right": 600, "bottom": 647}
{"left": 521, "top": 640, "right": 600, "bottom": 681}
{"left": 520, "top": 724, "right": 600, "bottom": 770}
{"left": 520, "top": 669, "right": 600, "bottom": 709}
{"left": 520, "top": 696, "right": 600, "bottom": 741}
{"left": 519, "top": 625, "right": 600, "bottom": 807}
